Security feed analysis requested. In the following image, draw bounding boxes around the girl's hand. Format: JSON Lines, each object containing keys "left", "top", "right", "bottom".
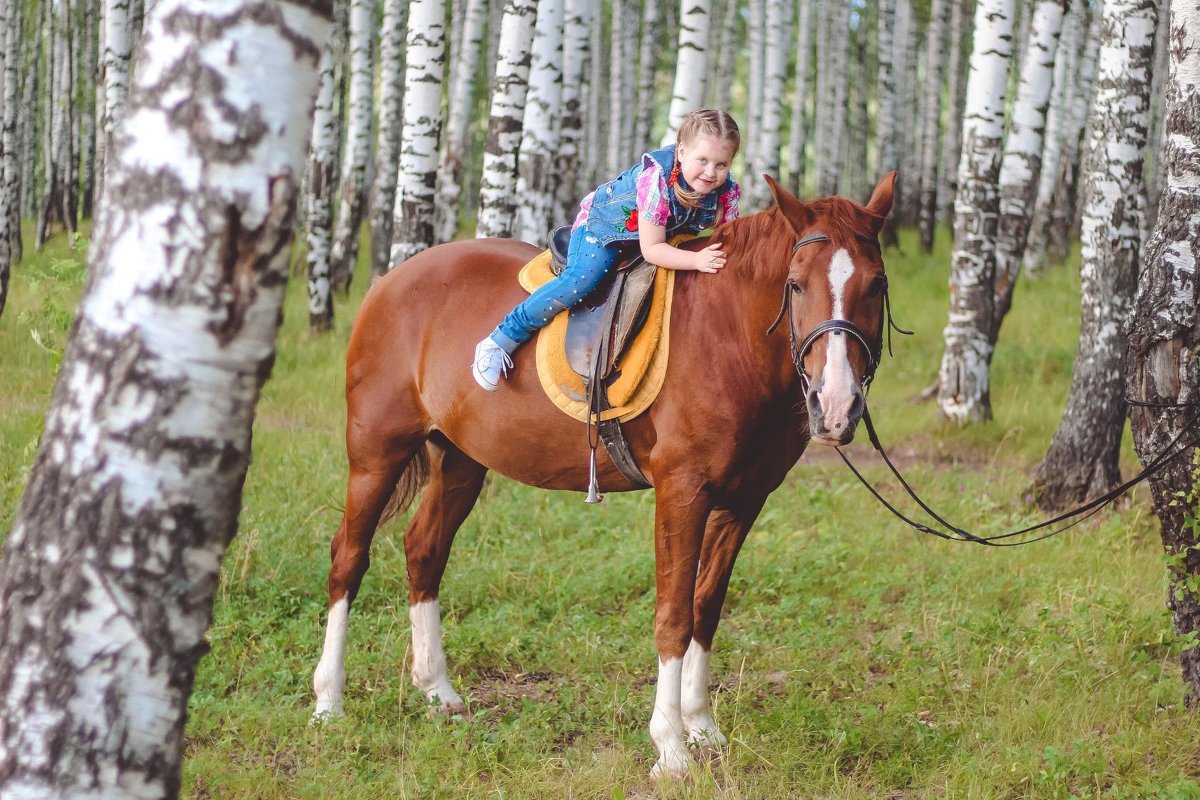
{"left": 693, "top": 243, "right": 726, "bottom": 273}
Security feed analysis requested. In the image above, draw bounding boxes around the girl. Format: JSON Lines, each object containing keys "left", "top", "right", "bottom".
{"left": 472, "top": 108, "right": 742, "bottom": 391}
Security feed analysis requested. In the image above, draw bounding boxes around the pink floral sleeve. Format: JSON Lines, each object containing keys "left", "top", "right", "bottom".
{"left": 635, "top": 158, "right": 672, "bottom": 228}
{"left": 720, "top": 183, "right": 741, "bottom": 224}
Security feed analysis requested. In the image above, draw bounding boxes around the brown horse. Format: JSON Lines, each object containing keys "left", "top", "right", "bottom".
{"left": 312, "top": 174, "right": 896, "bottom": 778}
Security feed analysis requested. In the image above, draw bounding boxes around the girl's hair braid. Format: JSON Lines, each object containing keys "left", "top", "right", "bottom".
{"left": 671, "top": 109, "right": 741, "bottom": 209}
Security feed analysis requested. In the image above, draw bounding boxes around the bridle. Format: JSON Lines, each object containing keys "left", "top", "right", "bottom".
{"left": 765, "top": 231, "right": 910, "bottom": 393}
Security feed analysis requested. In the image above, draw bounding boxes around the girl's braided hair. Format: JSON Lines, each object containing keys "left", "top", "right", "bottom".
{"left": 671, "top": 109, "right": 741, "bottom": 209}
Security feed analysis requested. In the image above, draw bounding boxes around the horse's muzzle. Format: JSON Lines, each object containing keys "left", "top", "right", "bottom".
{"left": 806, "top": 376, "right": 865, "bottom": 446}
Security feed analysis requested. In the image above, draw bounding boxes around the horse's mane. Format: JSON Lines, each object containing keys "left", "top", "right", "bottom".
{"left": 713, "top": 196, "right": 883, "bottom": 282}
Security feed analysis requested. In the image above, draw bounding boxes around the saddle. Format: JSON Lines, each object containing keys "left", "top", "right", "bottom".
{"left": 547, "top": 225, "right": 658, "bottom": 385}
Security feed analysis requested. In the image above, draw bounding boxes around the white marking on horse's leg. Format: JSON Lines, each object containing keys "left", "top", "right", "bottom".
{"left": 409, "top": 599, "right": 466, "bottom": 713}
{"left": 818, "top": 248, "right": 859, "bottom": 431}
{"left": 681, "top": 639, "right": 727, "bottom": 748}
{"left": 312, "top": 596, "right": 348, "bottom": 721}
{"left": 649, "top": 656, "right": 691, "bottom": 779}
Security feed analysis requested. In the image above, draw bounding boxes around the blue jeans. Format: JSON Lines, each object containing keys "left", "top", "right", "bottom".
{"left": 492, "top": 226, "right": 624, "bottom": 354}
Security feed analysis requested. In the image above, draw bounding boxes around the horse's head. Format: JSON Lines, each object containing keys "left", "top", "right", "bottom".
{"left": 764, "top": 172, "right": 896, "bottom": 446}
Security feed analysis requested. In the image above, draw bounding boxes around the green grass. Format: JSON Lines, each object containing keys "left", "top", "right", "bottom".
{"left": 3, "top": 226, "right": 1199, "bottom": 799}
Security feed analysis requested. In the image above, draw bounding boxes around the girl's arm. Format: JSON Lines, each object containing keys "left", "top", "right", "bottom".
{"left": 638, "top": 221, "right": 726, "bottom": 273}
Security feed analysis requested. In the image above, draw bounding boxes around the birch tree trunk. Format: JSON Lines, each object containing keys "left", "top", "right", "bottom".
{"left": 633, "top": 0, "right": 659, "bottom": 154}
{"left": 1047, "top": 5, "right": 1101, "bottom": 264}
{"left": 1033, "top": 0, "right": 1157, "bottom": 508}
{"left": 710, "top": 0, "right": 737, "bottom": 113}
{"left": 937, "top": 0, "right": 970, "bottom": 228}
{"left": 433, "top": 0, "right": 484, "bottom": 244}
{"left": 748, "top": 0, "right": 787, "bottom": 208}
{"left": 554, "top": 0, "right": 593, "bottom": 224}
{"left": 917, "top": 0, "right": 948, "bottom": 251}
{"left": 816, "top": 0, "right": 848, "bottom": 197}
{"left": 0, "top": 0, "right": 10, "bottom": 317}
{"left": 368, "top": 0, "right": 407, "bottom": 276}
{"left": 1126, "top": 0, "right": 1200, "bottom": 705}
{"left": 1022, "top": 0, "right": 1081, "bottom": 276}
{"left": 19, "top": 0, "right": 40, "bottom": 222}
{"left": 328, "top": 0, "right": 373, "bottom": 292}
{"left": 662, "top": 0, "right": 710, "bottom": 144}
{"left": 476, "top": 0, "right": 534, "bottom": 239}
{"left": 100, "top": 0, "right": 131, "bottom": 206}
{"left": 608, "top": 0, "right": 628, "bottom": 175}
{"left": 788, "top": 0, "right": 813, "bottom": 195}
{"left": 2, "top": 0, "right": 16, "bottom": 269}
{"left": 583, "top": 4, "right": 605, "bottom": 191}
{"left": 307, "top": 46, "right": 337, "bottom": 333}
{"left": 79, "top": 0, "right": 98, "bottom": 220}
{"left": 744, "top": 0, "right": 764, "bottom": 176}
{"left": 0, "top": 1, "right": 329, "bottom": 795}
{"left": 1142, "top": 0, "right": 1171, "bottom": 240}
{"left": 990, "top": 0, "right": 1065, "bottom": 336}
{"left": 515, "top": 0, "right": 564, "bottom": 243}
{"left": 936, "top": 0, "right": 1014, "bottom": 424}
{"left": 875, "top": 0, "right": 898, "bottom": 240}
{"left": 391, "top": 0, "right": 447, "bottom": 263}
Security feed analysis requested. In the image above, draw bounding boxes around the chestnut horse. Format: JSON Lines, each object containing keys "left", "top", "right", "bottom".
{"left": 312, "top": 173, "right": 896, "bottom": 778}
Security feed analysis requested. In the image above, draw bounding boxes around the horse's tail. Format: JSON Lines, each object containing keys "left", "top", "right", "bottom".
{"left": 379, "top": 446, "right": 430, "bottom": 528}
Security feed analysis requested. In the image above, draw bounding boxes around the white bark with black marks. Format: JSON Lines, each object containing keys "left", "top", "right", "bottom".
{"left": 608, "top": 0, "right": 627, "bottom": 176}
{"left": 102, "top": 0, "right": 131, "bottom": 176}
{"left": 515, "top": 0, "right": 564, "bottom": 243}
{"left": 1034, "top": 0, "right": 1157, "bottom": 508}
{"left": 937, "top": 0, "right": 970, "bottom": 224}
{"left": 662, "top": 0, "right": 710, "bottom": 144}
{"left": 0, "top": 0, "right": 10, "bottom": 316}
{"left": 476, "top": 0, "right": 534, "bottom": 239}
{"left": 306, "top": 46, "right": 337, "bottom": 332}
{"left": 917, "top": 0, "right": 947, "bottom": 251}
{"left": 554, "top": 0, "right": 593, "bottom": 222}
{"left": 749, "top": 0, "right": 787, "bottom": 209}
{"left": 991, "top": 0, "right": 1065, "bottom": 335}
{"left": 816, "top": 0, "right": 848, "bottom": 197}
{"left": 1127, "top": 0, "right": 1200, "bottom": 706}
{"left": 328, "top": 0, "right": 373, "bottom": 291}
{"left": 434, "top": 0, "right": 484, "bottom": 243}
{"left": 788, "top": 0, "right": 813, "bottom": 195}
{"left": 391, "top": 0, "right": 447, "bottom": 263}
{"left": 633, "top": 0, "right": 660, "bottom": 156}
{"left": 368, "top": 0, "right": 407, "bottom": 276}
{"left": 744, "top": 0, "right": 764, "bottom": 174}
{"left": 937, "top": 0, "right": 1014, "bottom": 424}
{"left": 0, "top": 1, "right": 329, "bottom": 795}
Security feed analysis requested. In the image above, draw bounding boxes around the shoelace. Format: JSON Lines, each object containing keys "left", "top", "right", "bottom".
{"left": 482, "top": 346, "right": 513, "bottom": 377}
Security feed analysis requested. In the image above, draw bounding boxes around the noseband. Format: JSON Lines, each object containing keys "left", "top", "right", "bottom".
{"left": 765, "top": 232, "right": 909, "bottom": 392}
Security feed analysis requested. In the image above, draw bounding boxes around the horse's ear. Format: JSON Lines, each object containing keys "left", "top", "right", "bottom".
{"left": 763, "top": 173, "right": 814, "bottom": 235}
{"left": 865, "top": 172, "right": 897, "bottom": 225}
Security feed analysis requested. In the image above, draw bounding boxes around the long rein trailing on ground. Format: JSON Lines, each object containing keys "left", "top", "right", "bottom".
{"left": 774, "top": 233, "right": 1200, "bottom": 548}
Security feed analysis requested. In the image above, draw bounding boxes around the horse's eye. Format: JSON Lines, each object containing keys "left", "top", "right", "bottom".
{"left": 867, "top": 276, "right": 887, "bottom": 298}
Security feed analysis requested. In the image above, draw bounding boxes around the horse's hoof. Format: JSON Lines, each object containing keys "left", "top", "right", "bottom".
{"left": 426, "top": 688, "right": 467, "bottom": 717}
{"left": 649, "top": 747, "right": 692, "bottom": 781}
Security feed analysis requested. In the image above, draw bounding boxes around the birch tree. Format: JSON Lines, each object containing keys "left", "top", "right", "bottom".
{"left": 554, "top": 0, "right": 593, "bottom": 222}
{"left": 1, "top": 0, "right": 17, "bottom": 268}
{"left": 476, "top": 0, "right": 535, "bottom": 239}
{"left": 391, "top": 0, "right": 447, "bottom": 264}
{"left": 936, "top": 0, "right": 1014, "bottom": 424}
{"left": 608, "top": 0, "right": 628, "bottom": 175}
{"left": 1021, "top": 0, "right": 1082, "bottom": 276}
{"left": 0, "top": 0, "right": 10, "bottom": 317}
{"left": 744, "top": 0, "right": 764, "bottom": 175}
{"left": 433, "top": 0, "right": 485, "bottom": 243}
{"left": 328, "top": 0, "right": 373, "bottom": 292}
{"left": 368, "top": 0, "right": 407, "bottom": 276}
{"left": 1126, "top": 0, "right": 1200, "bottom": 705}
{"left": 662, "top": 0, "right": 710, "bottom": 144}
{"left": 515, "top": 0, "right": 564, "bottom": 243}
{"left": 990, "top": 0, "right": 1065, "bottom": 336}
{"left": 1033, "top": 0, "right": 1157, "bottom": 508}
{"left": 633, "top": 0, "right": 660, "bottom": 154}
{"left": 815, "top": 0, "right": 849, "bottom": 196}
{"left": 788, "top": 0, "right": 813, "bottom": 194}
{"left": 745, "top": 0, "right": 788, "bottom": 209}
{"left": 307, "top": 46, "right": 337, "bottom": 333}
{"left": 917, "top": 0, "right": 948, "bottom": 251}
{"left": 0, "top": 1, "right": 329, "bottom": 795}
{"left": 937, "top": 0, "right": 971, "bottom": 227}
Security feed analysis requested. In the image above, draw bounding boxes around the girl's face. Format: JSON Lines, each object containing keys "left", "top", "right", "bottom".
{"left": 677, "top": 135, "right": 737, "bottom": 195}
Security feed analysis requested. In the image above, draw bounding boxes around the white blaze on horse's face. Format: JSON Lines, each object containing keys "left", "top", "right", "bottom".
{"left": 812, "top": 247, "right": 862, "bottom": 443}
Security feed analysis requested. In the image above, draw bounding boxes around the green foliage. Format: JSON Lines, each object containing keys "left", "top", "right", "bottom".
{"left": 3, "top": 226, "right": 1199, "bottom": 798}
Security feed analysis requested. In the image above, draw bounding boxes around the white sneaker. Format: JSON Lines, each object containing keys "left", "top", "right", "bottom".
{"left": 471, "top": 336, "right": 513, "bottom": 391}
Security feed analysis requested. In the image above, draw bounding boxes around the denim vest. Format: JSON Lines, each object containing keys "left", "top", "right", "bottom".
{"left": 583, "top": 145, "right": 735, "bottom": 247}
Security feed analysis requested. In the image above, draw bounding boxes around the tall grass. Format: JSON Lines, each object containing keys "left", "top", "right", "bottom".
{"left": 2, "top": 226, "right": 1197, "bottom": 799}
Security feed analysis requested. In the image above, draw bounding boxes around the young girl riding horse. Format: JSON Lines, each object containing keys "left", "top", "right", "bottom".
{"left": 471, "top": 108, "right": 743, "bottom": 390}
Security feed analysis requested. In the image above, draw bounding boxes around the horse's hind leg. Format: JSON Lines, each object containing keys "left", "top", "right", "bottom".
{"left": 313, "top": 437, "right": 425, "bottom": 720}
{"left": 404, "top": 433, "right": 487, "bottom": 713}
{"left": 682, "top": 497, "right": 766, "bottom": 748}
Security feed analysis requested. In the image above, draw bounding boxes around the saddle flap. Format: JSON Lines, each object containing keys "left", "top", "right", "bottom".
{"left": 563, "top": 256, "right": 657, "bottom": 383}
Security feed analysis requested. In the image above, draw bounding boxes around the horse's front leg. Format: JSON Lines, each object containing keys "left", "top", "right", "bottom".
{"left": 648, "top": 482, "right": 713, "bottom": 779}
{"left": 683, "top": 498, "right": 766, "bottom": 749}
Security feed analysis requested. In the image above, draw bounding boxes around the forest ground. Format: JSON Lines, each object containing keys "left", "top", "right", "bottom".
{"left": 3, "top": 225, "right": 1199, "bottom": 799}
